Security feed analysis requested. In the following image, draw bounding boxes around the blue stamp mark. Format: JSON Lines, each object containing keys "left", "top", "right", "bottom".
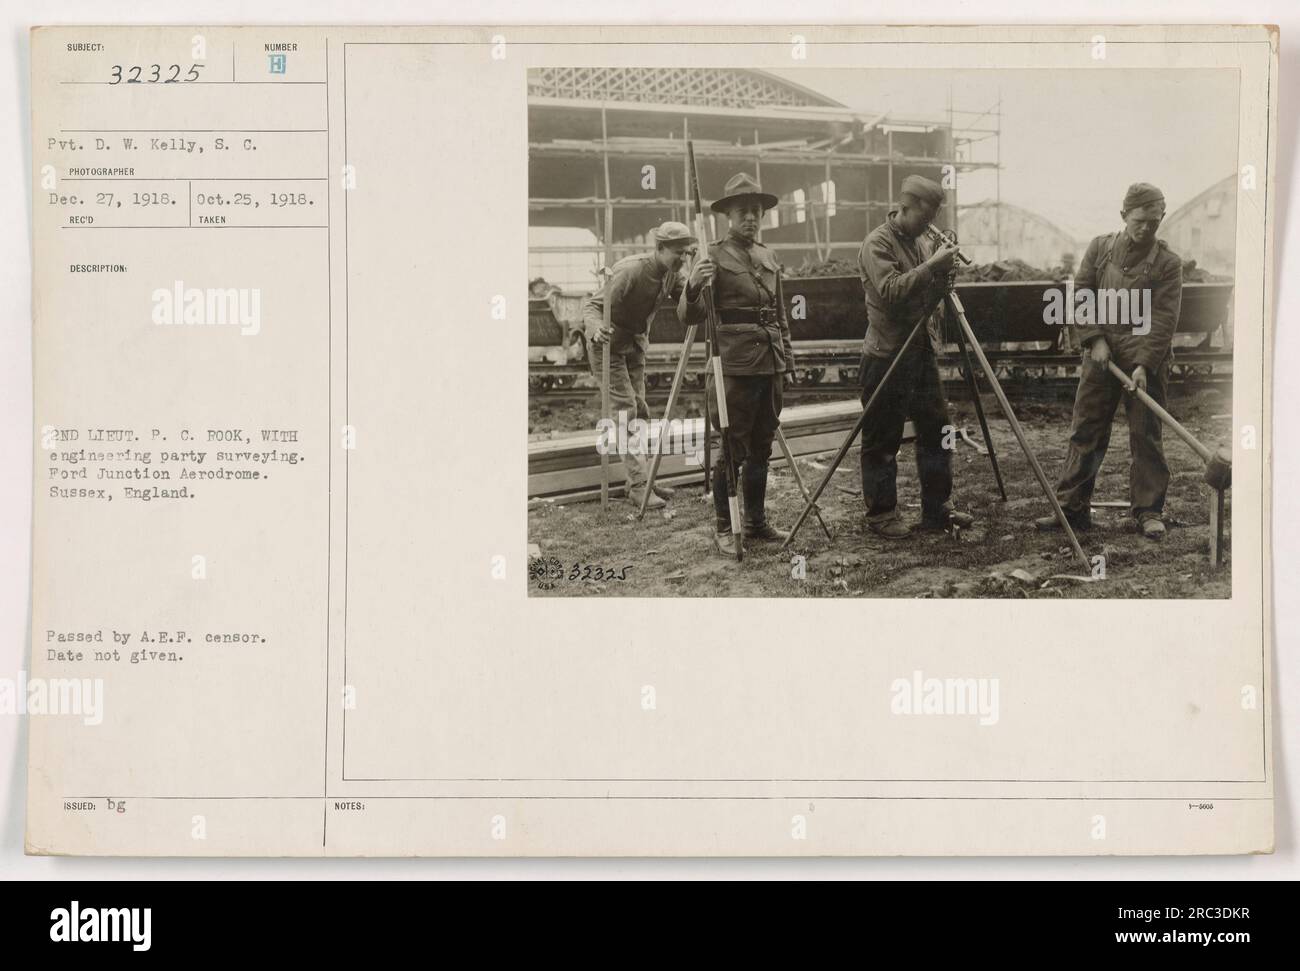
{"left": 268, "top": 53, "right": 287, "bottom": 75}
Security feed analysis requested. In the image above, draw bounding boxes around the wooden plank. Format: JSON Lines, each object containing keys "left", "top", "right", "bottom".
{"left": 530, "top": 413, "right": 886, "bottom": 475}
{"left": 529, "top": 420, "right": 915, "bottom": 501}
{"left": 529, "top": 399, "right": 861, "bottom": 460}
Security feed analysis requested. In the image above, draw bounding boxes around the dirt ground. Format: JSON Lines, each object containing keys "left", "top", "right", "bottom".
{"left": 527, "top": 383, "right": 1233, "bottom": 599}
{"left": 531, "top": 388, "right": 707, "bottom": 440}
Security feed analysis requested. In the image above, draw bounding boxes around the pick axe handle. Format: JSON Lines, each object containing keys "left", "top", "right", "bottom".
{"left": 1106, "top": 361, "right": 1214, "bottom": 464}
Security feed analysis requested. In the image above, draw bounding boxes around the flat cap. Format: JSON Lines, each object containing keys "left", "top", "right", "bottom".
{"left": 653, "top": 221, "right": 697, "bottom": 246}
{"left": 1122, "top": 182, "right": 1165, "bottom": 212}
{"left": 900, "top": 174, "right": 945, "bottom": 208}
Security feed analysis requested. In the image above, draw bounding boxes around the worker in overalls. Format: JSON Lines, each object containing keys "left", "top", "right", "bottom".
{"left": 583, "top": 221, "right": 699, "bottom": 510}
{"left": 680, "top": 173, "right": 796, "bottom": 555}
{"left": 1036, "top": 183, "right": 1184, "bottom": 539}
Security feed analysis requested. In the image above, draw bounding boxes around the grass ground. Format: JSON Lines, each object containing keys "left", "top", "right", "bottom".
{"left": 527, "top": 384, "right": 1232, "bottom": 599}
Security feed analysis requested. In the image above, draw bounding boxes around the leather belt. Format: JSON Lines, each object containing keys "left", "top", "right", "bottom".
{"left": 719, "top": 307, "right": 768, "bottom": 325}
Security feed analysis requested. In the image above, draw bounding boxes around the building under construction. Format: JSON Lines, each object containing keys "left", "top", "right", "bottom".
{"left": 527, "top": 66, "right": 1001, "bottom": 287}
{"left": 527, "top": 67, "right": 1233, "bottom": 402}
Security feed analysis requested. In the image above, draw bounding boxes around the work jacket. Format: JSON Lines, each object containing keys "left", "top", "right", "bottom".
{"left": 582, "top": 253, "right": 685, "bottom": 354}
{"left": 680, "top": 234, "right": 795, "bottom": 376}
{"left": 858, "top": 211, "right": 951, "bottom": 359}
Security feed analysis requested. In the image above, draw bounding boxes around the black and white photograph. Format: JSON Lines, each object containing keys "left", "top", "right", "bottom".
{"left": 527, "top": 66, "right": 1238, "bottom": 598}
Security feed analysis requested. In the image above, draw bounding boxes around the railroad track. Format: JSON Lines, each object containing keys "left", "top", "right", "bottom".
{"left": 531, "top": 350, "right": 1233, "bottom": 404}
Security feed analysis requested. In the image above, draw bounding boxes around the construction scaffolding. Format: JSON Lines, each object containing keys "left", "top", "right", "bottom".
{"left": 948, "top": 87, "right": 1003, "bottom": 260}
{"left": 528, "top": 67, "right": 1001, "bottom": 284}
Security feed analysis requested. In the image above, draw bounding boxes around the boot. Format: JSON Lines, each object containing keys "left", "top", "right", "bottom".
{"left": 714, "top": 522, "right": 741, "bottom": 557}
{"left": 712, "top": 477, "right": 732, "bottom": 528}
{"left": 919, "top": 504, "right": 975, "bottom": 531}
{"left": 628, "top": 483, "right": 665, "bottom": 510}
{"left": 1138, "top": 512, "right": 1166, "bottom": 540}
{"left": 867, "top": 511, "right": 911, "bottom": 540}
{"left": 741, "top": 461, "right": 787, "bottom": 542}
{"left": 1034, "top": 509, "right": 1092, "bottom": 532}
{"left": 713, "top": 479, "right": 743, "bottom": 556}
{"left": 745, "top": 520, "right": 788, "bottom": 542}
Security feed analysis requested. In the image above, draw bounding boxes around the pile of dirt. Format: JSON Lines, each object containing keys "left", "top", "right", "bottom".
{"left": 955, "top": 258, "right": 1065, "bottom": 283}
{"left": 779, "top": 255, "right": 1229, "bottom": 284}
{"left": 790, "top": 255, "right": 1067, "bottom": 283}
{"left": 789, "top": 257, "right": 859, "bottom": 278}
{"left": 1181, "top": 259, "right": 1232, "bottom": 283}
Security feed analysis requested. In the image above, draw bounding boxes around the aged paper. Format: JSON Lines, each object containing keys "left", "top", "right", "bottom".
{"left": 27, "top": 24, "right": 1274, "bottom": 855}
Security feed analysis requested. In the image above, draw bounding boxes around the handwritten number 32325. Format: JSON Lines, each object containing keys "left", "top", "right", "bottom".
{"left": 109, "top": 64, "right": 204, "bottom": 84}
{"left": 568, "top": 564, "right": 632, "bottom": 582}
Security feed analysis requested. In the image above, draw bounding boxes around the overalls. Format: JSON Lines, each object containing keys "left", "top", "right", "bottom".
{"left": 1055, "top": 236, "right": 1171, "bottom": 520}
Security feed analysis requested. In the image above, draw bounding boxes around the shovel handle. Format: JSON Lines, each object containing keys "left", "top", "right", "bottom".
{"left": 1105, "top": 362, "right": 1213, "bottom": 464}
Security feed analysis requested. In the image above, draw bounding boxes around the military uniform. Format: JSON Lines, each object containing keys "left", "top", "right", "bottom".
{"left": 856, "top": 209, "right": 957, "bottom": 527}
{"left": 582, "top": 251, "right": 685, "bottom": 492}
{"left": 1052, "top": 229, "right": 1183, "bottom": 523}
{"left": 680, "top": 231, "right": 794, "bottom": 537}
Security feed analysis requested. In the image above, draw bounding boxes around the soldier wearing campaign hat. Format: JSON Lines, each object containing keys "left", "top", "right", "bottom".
{"left": 1035, "top": 182, "right": 1184, "bottom": 540}
{"left": 680, "top": 173, "right": 796, "bottom": 554}
{"left": 855, "top": 173, "right": 975, "bottom": 539}
{"left": 583, "top": 220, "right": 699, "bottom": 509}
